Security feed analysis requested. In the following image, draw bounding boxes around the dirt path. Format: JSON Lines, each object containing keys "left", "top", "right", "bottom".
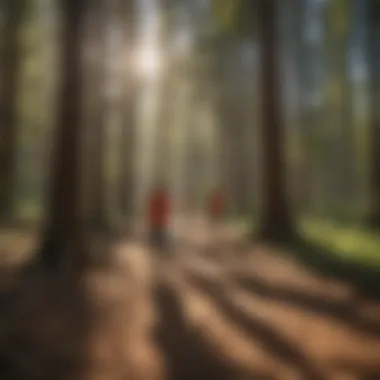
{"left": 1, "top": 225, "right": 380, "bottom": 379}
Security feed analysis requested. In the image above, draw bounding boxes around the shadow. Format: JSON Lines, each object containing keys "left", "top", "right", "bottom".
{"left": 288, "top": 237, "right": 380, "bottom": 299}
{"left": 0, "top": 263, "right": 92, "bottom": 380}
{"left": 187, "top": 274, "right": 327, "bottom": 380}
{"left": 0, "top": 222, "right": 41, "bottom": 232}
{"left": 330, "top": 360, "right": 380, "bottom": 380}
{"left": 153, "top": 279, "right": 270, "bottom": 380}
{"left": 233, "top": 274, "right": 380, "bottom": 336}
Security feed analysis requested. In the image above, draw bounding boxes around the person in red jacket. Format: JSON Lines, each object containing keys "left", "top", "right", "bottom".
{"left": 208, "top": 188, "right": 226, "bottom": 223}
{"left": 148, "top": 185, "right": 170, "bottom": 250}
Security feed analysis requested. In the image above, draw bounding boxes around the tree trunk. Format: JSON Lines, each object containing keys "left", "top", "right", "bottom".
{"left": 367, "top": 0, "right": 380, "bottom": 227}
{"left": 38, "top": 0, "right": 88, "bottom": 270}
{"left": 119, "top": 0, "right": 138, "bottom": 221}
{"left": 0, "top": 0, "right": 25, "bottom": 221}
{"left": 257, "top": 0, "right": 294, "bottom": 240}
{"left": 86, "top": 1, "right": 108, "bottom": 230}
{"left": 119, "top": 81, "right": 138, "bottom": 219}
{"left": 182, "top": 59, "right": 200, "bottom": 209}
{"left": 212, "top": 40, "right": 236, "bottom": 214}
{"left": 294, "top": 0, "right": 314, "bottom": 215}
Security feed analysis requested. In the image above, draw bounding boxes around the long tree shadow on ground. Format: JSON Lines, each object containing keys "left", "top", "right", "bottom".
{"left": 186, "top": 273, "right": 327, "bottom": 380}
{"left": 330, "top": 359, "right": 380, "bottom": 380}
{"left": 232, "top": 273, "right": 380, "bottom": 337}
{"left": 0, "top": 264, "right": 92, "bottom": 380}
{"left": 152, "top": 279, "right": 270, "bottom": 380}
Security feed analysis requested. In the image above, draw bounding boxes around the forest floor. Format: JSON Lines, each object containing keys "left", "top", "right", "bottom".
{"left": 1, "top": 219, "right": 380, "bottom": 380}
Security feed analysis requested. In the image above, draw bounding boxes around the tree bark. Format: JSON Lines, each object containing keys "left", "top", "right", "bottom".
{"left": 86, "top": 0, "right": 108, "bottom": 230}
{"left": 257, "top": 0, "right": 294, "bottom": 240}
{"left": 294, "top": 0, "right": 314, "bottom": 215}
{"left": 38, "top": 0, "right": 88, "bottom": 270}
{"left": 0, "top": 0, "right": 25, "bottom": 221}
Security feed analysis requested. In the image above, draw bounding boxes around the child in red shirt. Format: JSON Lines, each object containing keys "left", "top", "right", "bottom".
{"left": 148, "top": 186, "right": 170, "bottom": 250}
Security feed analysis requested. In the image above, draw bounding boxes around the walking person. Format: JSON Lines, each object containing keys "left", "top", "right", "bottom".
{"left": 148, "top": 184, "right": 171, "bottom": 253}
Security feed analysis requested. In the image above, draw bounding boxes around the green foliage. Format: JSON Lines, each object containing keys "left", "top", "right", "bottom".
{"left": 301, "top": 218, "right": 380, "bottom": 267}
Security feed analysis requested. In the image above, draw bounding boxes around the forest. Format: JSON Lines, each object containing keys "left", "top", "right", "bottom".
{"left": 0, "top": 0, "right": 380, "bottom": 379}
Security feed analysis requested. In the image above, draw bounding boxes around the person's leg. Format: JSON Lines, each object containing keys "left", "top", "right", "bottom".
{"left": 211, "top": 213, "right": 221, "bottom": 254}
{"left": 150, "top": 225, "right": 160, "bottom": 248}
{"left": 155, "top": 226, "right": 163, "bottom": 250}
{"left": 159, "top": 223, "right": 175, "bottom": 257}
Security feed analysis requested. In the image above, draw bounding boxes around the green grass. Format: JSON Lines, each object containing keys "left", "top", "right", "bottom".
{"left": 229, "top": 215, "right": 380, "bottom": 268}
{"left": 301, "top": 218, "right": 380, "bottom": 268}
